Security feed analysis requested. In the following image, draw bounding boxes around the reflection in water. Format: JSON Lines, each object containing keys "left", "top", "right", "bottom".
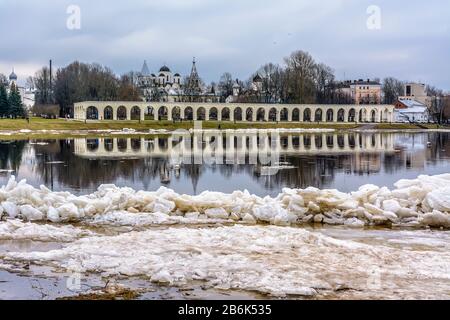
{"left": 0, "top": 141, "right": 26, "bottom": 172}
{"left": 0, "top": 132, "right": 449, "bottom": 196}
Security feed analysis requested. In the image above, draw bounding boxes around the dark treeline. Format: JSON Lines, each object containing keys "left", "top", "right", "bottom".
{"left": 32, "top": 61, "right": 141, "bottom": 117}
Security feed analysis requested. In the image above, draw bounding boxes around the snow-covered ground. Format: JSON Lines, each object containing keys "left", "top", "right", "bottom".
{"left": 1, "top": 173, "right": 450, "bottom": 299}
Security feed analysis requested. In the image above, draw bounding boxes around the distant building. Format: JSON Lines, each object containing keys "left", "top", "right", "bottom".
{"left": 137, "top": 61, "right": 182, "bottom": 102}
{"left": 6, "top": 68, "right": 35, "bottom": 110}
{"left": 350, "top": 79, "right": 381, "bottom": 105}
{"left": 394, "top": 98, "right": 430, "bottom": 123}
{"left": 137, "top": 59, "right": 219, "bottom": 103}
{"left": 251, "top": 74, "right": 263, "bottom": 92}
{"left": 335, "top": 79, "right": 382, "bottom": 104}
{"left": 399, "top": 82, "right": 432, "bottom": 108}
{"left": 226, "top": 75, "right": 268, "bottom": 103}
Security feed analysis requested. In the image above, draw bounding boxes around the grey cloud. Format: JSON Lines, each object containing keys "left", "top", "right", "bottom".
{"left": 0, "top": 0, "right": 448, "bottom": 89}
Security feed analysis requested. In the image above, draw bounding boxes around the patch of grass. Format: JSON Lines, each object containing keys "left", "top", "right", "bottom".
{"left": 373, "top": 123, "right": 445, "bottom": 130}
{"left": 0, "top": 117, "right": 359, "bottom": 130}
{"left": 58, "top": 288, "right": 140, "bottom": 300}
{"left": 0, "top": 118, "right": 446, "bottom": 139}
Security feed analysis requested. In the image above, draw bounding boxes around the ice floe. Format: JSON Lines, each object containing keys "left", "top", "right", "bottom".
{"left": 0, "top": 220, "right": 93, "bottom": 242}
{"left": 1, "top": 174, "right": 450, "bottom": 228}
{"left": 0, "top": 170, "right": 14, "bottom": 173}
{"left": 4, "top": 225, "right": 450, "bottom": 297}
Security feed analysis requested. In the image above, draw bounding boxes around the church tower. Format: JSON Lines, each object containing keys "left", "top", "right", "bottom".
{"left": 141, "top": 60, "right": 150, "bottom": 76}
{"left": 9, "top": 68, "right": 18, "bottom": 87}
{"left": 185, "top": 58, "right": 202, "bottom": 96}
{"left": 233, "top": 79, "right": 241, "bottom": 97}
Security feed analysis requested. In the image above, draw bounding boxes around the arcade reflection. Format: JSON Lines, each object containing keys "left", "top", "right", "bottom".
{"left": 1, "top": 131, "right": 450, "bottom": 196}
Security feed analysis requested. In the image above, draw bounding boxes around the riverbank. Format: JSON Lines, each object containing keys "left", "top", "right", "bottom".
{"left": 0, "top": 118, "right": 444, "bottom": 131}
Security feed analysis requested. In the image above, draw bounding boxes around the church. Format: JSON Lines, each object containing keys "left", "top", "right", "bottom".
{"left": 6, "top": 69, "right": 36, "bottom": 110}
{"left": 137, "top": 59, "right": 219, "bottom": 103}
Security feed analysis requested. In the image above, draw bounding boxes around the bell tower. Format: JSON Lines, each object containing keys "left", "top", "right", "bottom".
{"left": 185, "top": 57, "right": 202, "bottom": 96}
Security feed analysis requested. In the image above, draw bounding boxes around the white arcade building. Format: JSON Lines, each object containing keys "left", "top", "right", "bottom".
{"left": 74, "top": 101, "right": 395, "bottom": 123}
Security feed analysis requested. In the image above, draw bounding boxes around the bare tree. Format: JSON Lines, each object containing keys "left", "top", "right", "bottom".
{"left": 53, "top": 61, "right": 120, "bottom": 117}
{"left": 382, "top": 77, "right": 404, "bottom": 104}
{"left": 257, "top": 63, "right": 285, "bottom": 103}
{"left": 427, "top": 85, "right": 445, "bottom": 123}
{"left": 284, "top": 50, "right": 317, "bottom": 103}
{"left": 33, "top": 67, "right": 53, "bottom": 105}
{"left": 314, "top": 63, "right": 335, "bottom": 103}
{"left": 442, "top": 95, "right": 450, "bottom": 123}
{"left": 0, "top": 74, "right": 8, "bottom": 87}
{"left": 118, "top": 73, "right": 141, "bottom": 101}
{"left": 25, "top": 76, "right": 35, "bottom": 90}
{"left": 218, "top": 72, "right": 234, "bottom": 101}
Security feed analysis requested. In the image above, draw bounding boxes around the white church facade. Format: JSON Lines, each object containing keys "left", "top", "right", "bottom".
{"left": 6, "top": 69, "right": 36, "bottom": 110}
{"left": 137, "top": 59, "right": 219, "bottom": 103}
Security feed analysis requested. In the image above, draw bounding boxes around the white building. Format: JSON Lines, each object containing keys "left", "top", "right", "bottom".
{"left": 137, "top": 61, "right": 182, "bottom": 102}
{"left": 399, "top": 82, "right": 432, "bottom": 108}
{"left": 137, "top": 59, "right": 219, "bottom": 103}
{"left": 339, "top": 79, "right": 382, "bottom": 105}
{"left": 394, "top": 98, "right": 430, "bottom": 123}
{"left": 7, "top": 69, "right": 36, "bottom": 110}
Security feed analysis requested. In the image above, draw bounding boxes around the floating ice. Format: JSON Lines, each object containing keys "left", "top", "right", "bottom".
{"left": 28, "top": 142, "right": 50, "bottom": 146}
{"left": 0, "top": 220, "right": 93, "bottom": 242}
{"left": 1, "top": 174, "right": 450, "bottom": 228}
{"left": 5, "top": 225, "right": 450, "bottom": 298}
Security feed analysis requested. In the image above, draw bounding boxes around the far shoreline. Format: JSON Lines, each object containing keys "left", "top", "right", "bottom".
{"left": 0, "top": 118, "right": 447, "bottom": 139}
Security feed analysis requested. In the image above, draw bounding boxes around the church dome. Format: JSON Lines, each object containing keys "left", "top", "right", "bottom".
{"left": 159, "top": 65, "right": 171, "bottom": 72}
{"left": 174, "top": 73, "right": 181, "bottom": 77}
{"left": 9, "top": 70, "right": 17, "bottom": 81}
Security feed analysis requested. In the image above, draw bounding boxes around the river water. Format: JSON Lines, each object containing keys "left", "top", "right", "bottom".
{"left": 1, "top": 131, "right": 450, "bottom": 195}
{"left": 1, "top": 130, "right": 450, "bottom": 300}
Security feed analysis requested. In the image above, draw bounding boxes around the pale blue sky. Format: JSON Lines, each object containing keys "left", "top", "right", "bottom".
{"left": 0, "top": 0, "right": 449, "bottom": 89}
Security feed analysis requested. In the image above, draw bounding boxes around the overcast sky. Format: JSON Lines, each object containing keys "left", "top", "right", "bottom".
{"left": 0, "top": 0, "right": 449, "bottom": 89}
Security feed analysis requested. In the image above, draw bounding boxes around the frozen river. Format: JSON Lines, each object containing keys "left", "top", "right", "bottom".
{"left": 1, "top": 130, "right": 450, "bottom": 299}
